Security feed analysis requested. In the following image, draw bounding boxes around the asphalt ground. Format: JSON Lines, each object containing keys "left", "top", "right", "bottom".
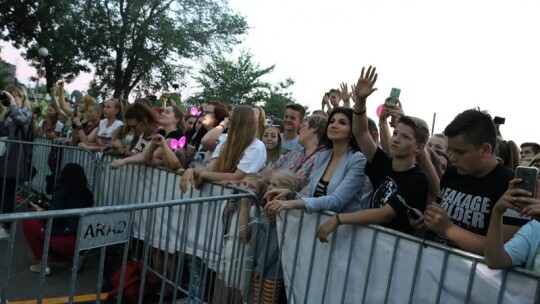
{"left": 0, "top": 220, "right": 104, "bottom": 303}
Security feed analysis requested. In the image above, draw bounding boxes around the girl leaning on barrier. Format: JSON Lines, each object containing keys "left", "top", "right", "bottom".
{"left": 143, "top": 105, "right": 186, "bottom": 170}
{"left": 78, "top": 98, "right": 124, "bottom": 152}
{"left": 23, "top": 163, "right": 93, "bottom": 275}
{"left": 0, "top": 84, "right": 33, "bottom": 241}
{"left": 180, "top": 106, "right": 266, "bottom": 192}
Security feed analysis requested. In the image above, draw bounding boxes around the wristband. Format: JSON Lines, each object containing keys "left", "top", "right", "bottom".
{"left": 335, "top": 213, "right": 342, "bottom": 225}
{"left": 353, "top": 109, "right": 367, "bottom": 115}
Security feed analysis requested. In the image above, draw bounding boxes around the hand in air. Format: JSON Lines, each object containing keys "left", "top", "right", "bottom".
{"left": 339, "top": 82, "right": 351, "bottom": 102}
{"left": 354, "top": 66, "right": 378, "bottom": 101}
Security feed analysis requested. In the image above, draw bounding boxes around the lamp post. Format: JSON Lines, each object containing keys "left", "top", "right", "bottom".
{"left": 34, "top": 47, "right": 49, "bottom": 97}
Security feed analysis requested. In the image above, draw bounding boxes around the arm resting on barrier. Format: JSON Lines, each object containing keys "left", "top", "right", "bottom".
{"left": 316, "top": 204, "right": 396, "bottom": 243}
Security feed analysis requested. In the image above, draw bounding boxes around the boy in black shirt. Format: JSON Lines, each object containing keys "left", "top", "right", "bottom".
{"left": 421, "top": 109, "right": 517, "bottom": 255}
{"left": 317, "top": 66, "right": 431, "bottom": 241}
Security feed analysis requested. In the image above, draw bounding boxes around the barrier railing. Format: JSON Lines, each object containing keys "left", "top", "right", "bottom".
{"left": 1, "top": 138, "right": 539, "bottom": 303}
{"left": 0, "top": 183, "right": 259, "bottom": 304}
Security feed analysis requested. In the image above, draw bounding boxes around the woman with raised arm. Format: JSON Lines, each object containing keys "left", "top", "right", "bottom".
{"left": 72, "top": 104, "right": 101, "bottom": 146}
{"left": 264, "top": 107, "right": 367, "bottom": 214}
{"left": 316, "top": 66, "right": 430, "bottom": 241}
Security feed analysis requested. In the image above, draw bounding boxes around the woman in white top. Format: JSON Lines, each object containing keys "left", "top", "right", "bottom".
{"left": 78, "top": 98, "right": 124, "bottom": 152}
{"left": 180, "top": 106, "right": 266, "bottom": 192}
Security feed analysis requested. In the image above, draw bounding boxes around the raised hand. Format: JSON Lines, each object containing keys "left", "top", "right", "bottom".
{"left": 339, "top": 82, "right": 351, "bottom": 102}
{"left": 354, "top": 66, "right": 378, "bottom": 101}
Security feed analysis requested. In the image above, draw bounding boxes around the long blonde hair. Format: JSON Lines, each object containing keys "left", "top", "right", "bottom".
{"left": 214, "top": 106, "right": 257, "bottom": 173}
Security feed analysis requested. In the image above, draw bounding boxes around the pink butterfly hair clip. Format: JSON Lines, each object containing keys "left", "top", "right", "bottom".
{"left": 189, "top": 106, "right": 202, "bottom": 117}
{"left": 170, "top": 136, "right": 186, "bottom": 151}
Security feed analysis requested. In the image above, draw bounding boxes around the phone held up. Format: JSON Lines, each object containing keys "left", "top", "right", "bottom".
{"left": 389, "top": 88, "right": 401, "bottom": 105}
{"left": 514, "top": 166, "right": 538, "bottom": 204}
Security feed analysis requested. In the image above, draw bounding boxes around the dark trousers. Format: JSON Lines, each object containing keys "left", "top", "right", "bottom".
{"left": 0, "top": 178, "right": 17, "bottom": 230}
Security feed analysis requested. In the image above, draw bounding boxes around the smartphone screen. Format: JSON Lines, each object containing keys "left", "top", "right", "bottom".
{"left": 389, "top": 88, "right": 401, "bottom": 105}
{"left": 515, "top": 166, "right": 538, "bottom": 198}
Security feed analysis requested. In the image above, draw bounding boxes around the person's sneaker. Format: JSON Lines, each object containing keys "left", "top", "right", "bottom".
{"left": 0, "top": 227, "right": 9, "bottom": 241}
{"left": 29, "top": 264, "right": 51, "bottom": 276}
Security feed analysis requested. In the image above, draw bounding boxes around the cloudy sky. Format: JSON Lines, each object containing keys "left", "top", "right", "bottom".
{"left": 2, "top": 0, "right": 539, "bottom": 145}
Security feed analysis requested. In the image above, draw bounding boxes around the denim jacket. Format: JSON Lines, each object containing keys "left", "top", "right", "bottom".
{"left": 298, "top": 148, "right": 368, "bottom": 214}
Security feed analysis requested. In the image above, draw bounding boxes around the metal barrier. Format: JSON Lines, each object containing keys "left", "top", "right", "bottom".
{"left": 0, "top": 138, "right": 99, "bottom": 213}
{"left": 277, "top": 210, "right": 540, "bottom": 304}
{"left": 0, "top": 182, "right": 259, "bottom": 304}
{"left": 1, "top": 138, "right": 540, "bottom": 303}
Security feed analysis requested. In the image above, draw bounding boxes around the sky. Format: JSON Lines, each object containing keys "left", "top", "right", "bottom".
{"left": 1, "top": 0, "right": 539, "bottom": 146}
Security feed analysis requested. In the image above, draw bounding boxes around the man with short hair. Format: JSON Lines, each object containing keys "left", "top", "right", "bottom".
{"left": 423, "top": 109, "right": 517, "bottom": 255}
{"left": 321, "top": 83, "right": 352, "bottom": 114}
{"left": 519, "top": 142, "right": 540, "bottom": 165}
{"left": 281, "top": 103, "right": 305, "bottom": 154}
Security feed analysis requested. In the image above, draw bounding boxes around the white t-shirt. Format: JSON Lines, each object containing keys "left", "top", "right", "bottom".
{"left": 505, "top": 220, "right": 540, "bottom": 272}
{"left": 97, "top": 119, "right": 124, "bottom": 146}
{"left": 212, "top": 138, "right": 267, "bottom": 174}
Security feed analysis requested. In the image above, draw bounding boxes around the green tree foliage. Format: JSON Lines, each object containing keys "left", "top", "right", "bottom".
{"left": 70, "top": 90, "right": 83, "bottom": 103}
{"left": 192, "top": 51, "right": 276, "bottom": 106}
{"left": 263, "top": 78, "right": 296, "bottom": 119}
{"left": 80, "top": 0, "right": 248, "bottom": 99}
{"left": 0, "top": 0, "right": 90, "bottom": 90}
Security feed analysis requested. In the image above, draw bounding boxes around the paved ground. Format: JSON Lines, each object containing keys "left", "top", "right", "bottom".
{"left": 0, "top": 221, "right": 103, "bottom": 303}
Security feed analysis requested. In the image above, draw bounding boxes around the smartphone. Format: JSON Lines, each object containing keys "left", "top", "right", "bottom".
{"left": 102, "top": 145, "right": 113, "bottom": 153}
{"left": 389, "top": 88, "right": 401, "bottom": 105}
{"left": 515, "top": 166, "right": 538, "bottom": 198}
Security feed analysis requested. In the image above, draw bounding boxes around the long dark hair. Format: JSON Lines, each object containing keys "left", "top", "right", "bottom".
{"left": 323, "top": 107, "right": 360, "bottom": 152}
{"left": 58, "top": 163, "right": 92, "bottom": 201}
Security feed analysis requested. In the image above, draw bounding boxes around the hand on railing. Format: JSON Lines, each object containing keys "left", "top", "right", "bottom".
{"left": 316, "top": 216, "right": 339, "bottom": 243}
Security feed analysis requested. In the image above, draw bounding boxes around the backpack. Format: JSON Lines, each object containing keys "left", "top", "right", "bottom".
{"left": 106, "top": 260, "right": 159, "bottom": 303}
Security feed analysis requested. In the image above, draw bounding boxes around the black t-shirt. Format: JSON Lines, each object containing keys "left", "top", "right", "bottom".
{"left": 433, "top": 163, "right": 514, "bottom": 244}
{"left": 165, "top": 129, "right": 184, "bottom": 140}
{"left": 366, "top": 148, "right": 428, "bottom": 235}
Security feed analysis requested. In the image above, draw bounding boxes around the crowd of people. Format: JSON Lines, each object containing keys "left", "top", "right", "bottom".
{"left": 1, "top": 66, "right": 540, "bottom": 302}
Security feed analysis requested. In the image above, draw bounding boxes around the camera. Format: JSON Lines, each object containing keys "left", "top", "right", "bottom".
{"left": 27, "top": 194, "right": 50, "bottom": 210}
{"left": 493, "top": 116, "right": 505, "bottom": 125}
{"left": 0, "top": 91, "right": 10, "bottom": 107}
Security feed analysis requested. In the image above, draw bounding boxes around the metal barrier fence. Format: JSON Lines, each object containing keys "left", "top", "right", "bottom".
{"left": 0, "top": 184, "right": 259, "bottom": 304}
{"left": 0, "top": 138, "right": 99, "bottom": 214}
{"left": 1, "top": 139, "right": 540, "bottom": 303}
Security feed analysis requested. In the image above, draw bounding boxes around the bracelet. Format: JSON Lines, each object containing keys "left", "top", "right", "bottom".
{"left": 335, "top": 213, "right": 342, "bottom": 225}
{"left": 353, "top": 109, "right": 366, "bottom": 115}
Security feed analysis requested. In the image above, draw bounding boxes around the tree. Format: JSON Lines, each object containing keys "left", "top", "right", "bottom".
{"left": 0, "top": 0, "right": 90, "bottom": 91}
{"left": 79, "top": 0, "right": 248, "bottom": 99}
{"left": 263, "top": 78, "right": 296, "bottom": 119}
{"left": 192, "top": 51, "right": 275, "bottom": 106}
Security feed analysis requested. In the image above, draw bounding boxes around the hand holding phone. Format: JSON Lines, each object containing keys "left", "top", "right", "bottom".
{"left": 389, "top": 88, "right": 401, "bottom": 105}
{"left": 515, "top": 166, "right": 539, "bottom": 202}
